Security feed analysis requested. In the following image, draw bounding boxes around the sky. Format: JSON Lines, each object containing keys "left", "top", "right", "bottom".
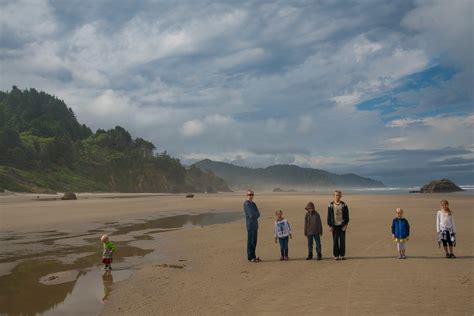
{"left": 0, "top": 0, "right": 473, "bottom": 186}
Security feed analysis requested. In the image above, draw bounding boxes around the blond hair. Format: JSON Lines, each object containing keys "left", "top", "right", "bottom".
{"left": 440, "top": 200, "right": 452, "bottom": 215}
{"left": 101, "top": 234, "right": 109, "bottom": 242}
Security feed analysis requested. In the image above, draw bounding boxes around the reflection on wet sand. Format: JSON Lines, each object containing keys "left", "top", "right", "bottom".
{"left": 0, "top": 211, "right": 241, "bottom": 315}
{"left": 0, "top": 246, "right": 151, "bottom": 315}
{"left": 102, "top": 270, "right": 114, "bottom": 302}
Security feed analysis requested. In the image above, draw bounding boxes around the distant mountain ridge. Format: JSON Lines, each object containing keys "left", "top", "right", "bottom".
{"left": 193, "top": 159, "right": 385, "bottom": 190}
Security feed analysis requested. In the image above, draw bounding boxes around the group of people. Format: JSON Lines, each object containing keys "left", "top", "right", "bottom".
{"left": 97, "top": 189, "right": 458, "bottom": 270}
{"left": 243, "top": 189, "right": 457, "bottom": 262}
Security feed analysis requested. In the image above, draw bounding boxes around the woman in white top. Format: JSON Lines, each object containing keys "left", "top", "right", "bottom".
{"left": 436, "top": 200, "right": 456, "bottom": 258}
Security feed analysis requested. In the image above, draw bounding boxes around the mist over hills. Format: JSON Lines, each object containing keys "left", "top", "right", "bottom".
{"left": 193, "top": 159, "right": 385, "bottom": 191}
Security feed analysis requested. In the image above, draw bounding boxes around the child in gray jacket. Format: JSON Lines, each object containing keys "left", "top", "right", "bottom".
{"left": 304, "top": 202, "right": 323, "bottom": 260}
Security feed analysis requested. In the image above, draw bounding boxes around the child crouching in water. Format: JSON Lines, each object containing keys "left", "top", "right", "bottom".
{"left": 101, "top": 234, "right": 116, "bottom": 270}
{"left": 391, "top": 208, "right": 410, "bottom": 259}
{"left": 274, "top": 210, "right": 292, "bottom": 260}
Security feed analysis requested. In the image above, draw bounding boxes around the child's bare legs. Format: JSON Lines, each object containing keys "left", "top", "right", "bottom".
{"left": 397, "top": 242, "right": 406, "bottom": 259}
{"left": 447, "top": 245, "right": 455, "bottom": 258}
{"left": 443, "top": 245, "right": 449, "bottom": 255}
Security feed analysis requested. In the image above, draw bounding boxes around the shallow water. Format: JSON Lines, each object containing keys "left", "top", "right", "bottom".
{"left": 0, "top": 211, "right": 242, "bottom": 315}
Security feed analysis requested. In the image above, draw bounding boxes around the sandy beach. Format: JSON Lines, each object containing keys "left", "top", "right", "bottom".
{"left": 1, "top": 192, "right": 473, "bottom": 315}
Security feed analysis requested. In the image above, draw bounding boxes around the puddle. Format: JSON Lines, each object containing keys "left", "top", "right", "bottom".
{"left": 0, "top": 211, "right": 241, "bottom": 315}
{"left": 0, "top": 245, "right": 151, "bottom": 316}
{"left": 112, "top": 211, "right": 242, "bottom": 235}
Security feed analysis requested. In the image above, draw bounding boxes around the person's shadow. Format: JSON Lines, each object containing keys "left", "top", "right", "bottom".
{"left": 261, "top": 255, "right": 474, "bottom": 262}
{"left": 102, "top": 270, "right": 114, "bottom": 302}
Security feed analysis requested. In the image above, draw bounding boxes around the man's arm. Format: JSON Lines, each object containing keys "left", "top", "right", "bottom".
{"left": 327, "top": 204, "right": 332, "bottom": 226}
{"left": 344, "top": 203, "right": 350, "bottom": 225}
{"left": 254, "top": 204, "right": 260, "bottom": 219}
{"left": 245, "top": 202, "right": 260, "bottom": 221}
{"left": 244, "top": 202, "right": 251, "bottom": 219}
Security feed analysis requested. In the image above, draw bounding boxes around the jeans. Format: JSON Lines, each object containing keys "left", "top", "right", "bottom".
{"left": 332, "top": 225, "right": 346, "bottom": 257}
{"left": 247, "top": 229, "right": 258, "bottom": 260}
{"left": 307, "top": 234, "right": 321, "bottom": 256}
{"left": 278, "top": 236, "right": 289, "bottom": 257}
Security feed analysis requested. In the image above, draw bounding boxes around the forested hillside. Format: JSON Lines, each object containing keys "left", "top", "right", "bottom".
{"left": 0, "top": 87, "right": 230, "bottom": 193}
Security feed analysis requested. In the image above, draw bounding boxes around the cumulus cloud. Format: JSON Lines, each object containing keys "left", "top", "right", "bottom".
{"left": 181, "top": 120, "right": 205, "bottom": 137}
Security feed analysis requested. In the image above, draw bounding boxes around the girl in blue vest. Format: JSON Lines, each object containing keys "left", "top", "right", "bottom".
{"left": 391, "top": 208, "right": 410, "bottom": 259}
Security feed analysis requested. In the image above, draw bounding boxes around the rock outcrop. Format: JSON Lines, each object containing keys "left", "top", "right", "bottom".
{"left": 61, "top": 192, "right": 77, "bottom": 200}
{"left": 419, "top": 179, "right": 463, "bottom": 193}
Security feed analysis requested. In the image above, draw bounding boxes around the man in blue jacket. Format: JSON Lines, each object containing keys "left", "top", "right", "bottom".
{"left": 327, "top": 190, "right": 350, "bottom": 260}
{"left": 244, "top": 189, "right": 261, "bottom": 262}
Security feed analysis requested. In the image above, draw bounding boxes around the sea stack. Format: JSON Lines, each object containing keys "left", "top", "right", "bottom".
{"left": 419, "top": 179, "right": 464, "bottom": 193}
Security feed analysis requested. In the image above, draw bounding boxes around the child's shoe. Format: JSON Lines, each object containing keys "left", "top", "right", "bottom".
{"left": 306, "top": 255, "right": 313, "bottom": 260}
{"left": 316, "top": 254, "right": 322, "bottom": 260}
{"left": 280, "top": 256, "right": 284, "bottom": 261}
{"left": 445, "top": 253, "right": 450, "bottom": 258}
{"left": 450, "top": 253, "right": 456, "bottom": 258}
{"left": 284, "top": 256, "right": 289, "bottom": 261}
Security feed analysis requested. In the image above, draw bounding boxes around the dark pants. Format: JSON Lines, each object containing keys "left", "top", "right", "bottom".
{"left": 332, "top": 225, "right": 346, "bottom": 257}
{"left": 441, "top": 230, "right": 453, "bottom": 246}
{"left": 247, "top": 229, "right": 258, "bottom": 260}
{"left": 278, "top": 236, "right": 289, "bottom": 257}
{"left": 307, "top": 234, "right": 321, "bottom": 256}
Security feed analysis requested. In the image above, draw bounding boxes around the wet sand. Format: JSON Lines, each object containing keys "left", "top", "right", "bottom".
{"left": 1, "top": 192, "right": 473, "bottom": 315}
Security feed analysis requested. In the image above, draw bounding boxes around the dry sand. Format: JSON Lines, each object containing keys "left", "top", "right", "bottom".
{"left": 100, "top": 192, "right": 472, "bottom": 315}
{"left": 1, "top": 192, "right": 473, "bottom": 315}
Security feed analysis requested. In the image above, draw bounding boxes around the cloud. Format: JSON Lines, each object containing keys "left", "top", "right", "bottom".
{"left": 297, "top": 116, "right": 313, "bottom": 134}
{"left": 204, "top": 114, "right": 232, "bottom": 125}
{"left": 0, "top": 0, "right": 472, "bottom": 185}
{"left": 387, "top": 118, "right": 423, "bottom": 128}
{"left": 402, "top": 0, "right": 473, "bottom": 70}
{"left": 181, "top": 120, "right": 205, "bottom": 137}
{"left": 88, "top": 90, "right": 130, "bottom": 116}
{"left": 0, "top": 0, "right": 57, "bottom": 43}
